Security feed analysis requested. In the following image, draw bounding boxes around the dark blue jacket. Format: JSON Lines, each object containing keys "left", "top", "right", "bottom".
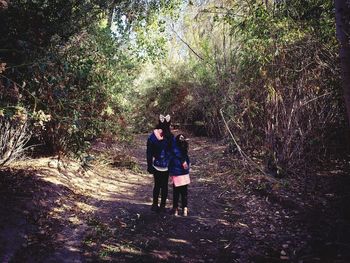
{"left": 169, "top": 141, "right": 190, "bottom": 176}
{"left": 146, "top": 132, "right": 171, "bottom": 173}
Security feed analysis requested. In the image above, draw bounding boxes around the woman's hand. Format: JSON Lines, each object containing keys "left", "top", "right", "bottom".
{"left": 182, "top": 161, "right": 189, "bottom": 169}
{"left": 147, "top": 166, "right": 155, "bottom": 174}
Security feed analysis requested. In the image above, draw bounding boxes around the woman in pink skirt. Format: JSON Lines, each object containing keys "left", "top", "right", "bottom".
{"left": 169, "top": 134, "right": 190, "bottom": 216}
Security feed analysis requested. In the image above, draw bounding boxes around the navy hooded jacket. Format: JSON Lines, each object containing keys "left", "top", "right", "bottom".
{"left": 169, "top": 139, "right": 190, "bottom": 176}
{"left": 146, "top": 131, "right": 172, "bottom": 172}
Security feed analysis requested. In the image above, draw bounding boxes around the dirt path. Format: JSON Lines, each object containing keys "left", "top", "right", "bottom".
{"left": 79, "top": 133, "right": 238, "bottom": 262}
{"left": 0, "top": 133, "right": 237, "bottom": 263}
{"left": 1, "top": 133, "right": 350, "bottom": 262}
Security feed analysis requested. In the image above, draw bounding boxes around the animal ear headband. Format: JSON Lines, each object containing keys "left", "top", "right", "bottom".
{"left": 159, "top": 114, "right": 171, "bottom": 123}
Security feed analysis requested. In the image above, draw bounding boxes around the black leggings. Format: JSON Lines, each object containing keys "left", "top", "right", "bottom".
{"left": 173, "top": 185, "right": 188, "bottom": 209}
{"left": 153, "top": 170, "right": 169, "bottom": 207}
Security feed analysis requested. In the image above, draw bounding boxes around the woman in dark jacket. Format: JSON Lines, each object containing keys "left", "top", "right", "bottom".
{"left": 169, "top": 134, "right": 190, "bottom": 216}
{"left": 146, "top": 114, "right": 173, "bottom": 212}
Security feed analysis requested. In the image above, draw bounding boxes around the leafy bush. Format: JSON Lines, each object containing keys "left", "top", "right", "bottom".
{"left": 25, "top": 27, "right": 137, "bottom": 156}
{"left": 223, "top": 1, "right": 344, "bottom": 174}
{"left": 0, "top": 0, "right": 177, "bottom": 159}
{"left": 133, "top": 61, "right": 226, "bottom": 137}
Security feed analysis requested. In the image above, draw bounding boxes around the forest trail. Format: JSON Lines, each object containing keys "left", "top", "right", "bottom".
{"left": 1, "top": 132, "right": 349, "bottom": 262}
{"left": 0, "top": 132, "right": 241, "bottom": 263}
{"left": 2, "top": 1, "right": 350, "bottom": 262}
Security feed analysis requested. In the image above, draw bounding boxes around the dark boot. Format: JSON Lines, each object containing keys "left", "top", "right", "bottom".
{"left": 151, "top": 203, "right": 159, "bottom": 212}
{"left": 159, "top": 203, "right": 166, "bottom": 213}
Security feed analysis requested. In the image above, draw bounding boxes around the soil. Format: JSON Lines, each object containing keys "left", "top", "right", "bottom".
{"left": 0, "top": 132, "right": 349, "bottom": 263}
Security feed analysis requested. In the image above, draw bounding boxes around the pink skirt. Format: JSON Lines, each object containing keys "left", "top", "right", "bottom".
{"left": 171, "top": 174, "right": 190, "bottom": 187}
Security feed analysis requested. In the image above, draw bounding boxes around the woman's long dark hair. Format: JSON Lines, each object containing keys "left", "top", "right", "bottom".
{"left": 156, "top": 117, "right": 173, "bottom": 149}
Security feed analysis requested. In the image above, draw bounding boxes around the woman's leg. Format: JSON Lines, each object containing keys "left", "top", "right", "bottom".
{"left": 173, "top": 184, "right": 180, "bottom": 209}
{"left": 153, "top": 171, "right": 161, "bottom": 206}
{"left": 159, "top": 171, "right": 169, "bottom": 208}
{"left": 180, "top": 185, "right": 188, "bottom": 209}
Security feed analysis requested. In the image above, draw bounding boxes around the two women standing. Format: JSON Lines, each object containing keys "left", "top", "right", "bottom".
{"left": 146, "top": 114, "right": 190, "bottom": 216}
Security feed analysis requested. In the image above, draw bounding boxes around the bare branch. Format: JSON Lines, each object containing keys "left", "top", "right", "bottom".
{"left": 170, "top": 25, "right": 205, "bottom": 61}
{"left": 0, "top": 119, "right": 32, "bottom": 167}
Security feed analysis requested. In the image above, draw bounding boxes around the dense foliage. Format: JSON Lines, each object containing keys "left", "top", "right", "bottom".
{"left": 135, "top": 0, "right": 347, "bottom": 175}
{"left": 0, "top": 0, "right": 172, "bottom": 163}
{"left": 0, "top": 0, "right": 348, "bottom": 173}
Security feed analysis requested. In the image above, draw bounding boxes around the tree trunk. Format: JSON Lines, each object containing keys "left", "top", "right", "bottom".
{"left": 107, "top": 1, "right": 116, "bottom": 29}
{"left": 335, "top": 0, "right": 350, "bottom": 126}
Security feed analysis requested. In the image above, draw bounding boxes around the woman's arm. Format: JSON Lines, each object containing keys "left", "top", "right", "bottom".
{"left": 146, "top": 138, "right": 154, "bottom": 173}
